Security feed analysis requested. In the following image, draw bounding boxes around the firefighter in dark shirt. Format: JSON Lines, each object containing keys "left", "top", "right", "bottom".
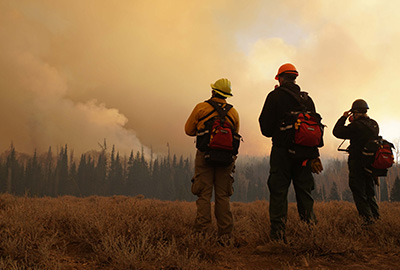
{"left": 259, "top": 63, "right": 323, "bottom": 242}
{"left": 333, "top": 99, "right": 380, "bottom": 224}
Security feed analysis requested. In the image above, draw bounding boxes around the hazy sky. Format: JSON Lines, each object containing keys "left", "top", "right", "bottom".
{"left": 1, "top": 0, "right": 399, "bottom": 158}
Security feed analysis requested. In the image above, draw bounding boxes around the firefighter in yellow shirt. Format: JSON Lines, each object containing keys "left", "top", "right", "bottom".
{"left": 185, "top": 78, "right": 239, "bottom": 238}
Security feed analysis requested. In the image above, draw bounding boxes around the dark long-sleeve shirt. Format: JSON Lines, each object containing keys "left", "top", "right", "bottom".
{"left": 258, "top": 82, "right": 317, "bottom": 147}
{"left": 333, "top": 115, "right": 379, "bottom": 160}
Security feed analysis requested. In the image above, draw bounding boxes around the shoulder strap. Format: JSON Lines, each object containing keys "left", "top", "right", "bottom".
{"left": 198, "top": 107, "right": 216, "bottom": 122}
{"left": 356, "top": 118, "right": 379, "bottom": 136}
{"left": 280, "top": 87, "right": 309, "bottom": 109}
{"left": 206, "top": 99, "right": 233, "bottom": 118}
{"left": 198, "top": 99, "right": 235, "bottom": 125}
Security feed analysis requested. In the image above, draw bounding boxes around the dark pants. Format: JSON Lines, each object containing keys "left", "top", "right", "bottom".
{"left": 348, "top": 159, "right": 379, "bottom": 223}
{"left": 268, "top": 146, "right": 316, "bottom": 240}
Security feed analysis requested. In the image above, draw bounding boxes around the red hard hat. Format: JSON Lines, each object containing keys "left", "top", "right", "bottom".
{"left": 275, "top": 63, "right": 298, "bottom": 80}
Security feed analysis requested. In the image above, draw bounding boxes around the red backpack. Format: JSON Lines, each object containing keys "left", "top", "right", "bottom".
{"left": 196, "top": 100, "right": 241, "bottom": 166}
{"left": 279, "top": 87, "right": 324, "bottom": 159}
{"left": 362, "top": 137, "right": 395, "bottom": 176}
{"left": 293, "top": 112, "right": 323, "bottom": 147}
{"left": 208, "top": 117, "right": 234, "bottom": 151}
{"left": 373, "top": 144, "right": 394, "bottom": 169}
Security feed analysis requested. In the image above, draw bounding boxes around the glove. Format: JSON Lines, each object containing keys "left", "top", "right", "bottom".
{"left": 310, "top": 158, "right": 323, "bottom": 174}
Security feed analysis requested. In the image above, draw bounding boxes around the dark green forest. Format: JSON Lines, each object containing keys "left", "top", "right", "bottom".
{"left": 1, "top": 143, "right": 400, "bottom": 202}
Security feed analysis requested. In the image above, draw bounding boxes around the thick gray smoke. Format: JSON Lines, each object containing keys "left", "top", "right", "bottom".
{"left": 0, "top": 2, "right": 150, "bottom": 156}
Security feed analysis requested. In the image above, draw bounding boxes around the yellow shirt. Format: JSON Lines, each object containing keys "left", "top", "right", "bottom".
{"left": 185, "top": 97, "right": 240, "bottom": 136}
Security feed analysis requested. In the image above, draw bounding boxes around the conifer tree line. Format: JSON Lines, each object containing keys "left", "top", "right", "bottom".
{"left": 0, "top": 144, "right": 193, "bottom": 201}
{"left": 0, "top": 143, "right": 399, "bottom": 202}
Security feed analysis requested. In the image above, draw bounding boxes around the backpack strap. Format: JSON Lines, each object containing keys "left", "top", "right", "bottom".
{"left": 198, "top": 107, "right": 216, "bottom": 122}
{"left": 202, "top": 100, "right": 235, "bottom": 126}
{"left": 280, "top": 87, "right": 309, "bottom": 110}
{"left": 356, "top": 118, "right": 379, "bottom": 136}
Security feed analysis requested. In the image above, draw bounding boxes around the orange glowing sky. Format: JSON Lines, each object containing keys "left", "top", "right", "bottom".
{"left": 1, "top": 1, "right": 399, "bottom": 159}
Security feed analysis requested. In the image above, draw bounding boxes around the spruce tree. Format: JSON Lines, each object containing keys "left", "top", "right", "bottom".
{"left": 43, "top": 147, "right": 54, "bottom": 196}
{"left": 25, "top": 150, "right": 42, "bottom": 196}
{"left": 56, "top": 145, "right": 69, "bottom": 196}
{"left": 380, "top": 178, "right": 389, "bottom": 201}
{"left": 126, "top": 151, "right": 136, "bottom": 196}
{"left": 95, "top": 150, "right": 107, "bottom": 195}
{"left": 390, "top": 176, "right": 400, "bottom": 202}
{"left": 0, "top": 154, "right": 6, "bottom": 192}
{"left": 77, "top": 154, "right": 88, "bottom": 196}
{"left": 6, "top": 143, "right": 24, "bottom": 194}
{"left": 328, "top": 182, "right": 340, "bottom": 201}
{"left": 342, "top": 189, "right": 353, "bottom": 202}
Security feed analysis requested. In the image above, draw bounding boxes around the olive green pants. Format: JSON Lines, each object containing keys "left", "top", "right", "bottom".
{"left": 268, "top": 146, "right": 316, "bottom": 240}
{"left": 348, "top": 159, "right": 379, "bottom": 223}
{"left": 191, "top": 150, "right": 235, "bottom": 236}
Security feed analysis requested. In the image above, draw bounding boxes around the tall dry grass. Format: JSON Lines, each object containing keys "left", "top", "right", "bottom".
{"left": 0, "top": 194, "right": 399, "bottom": 269}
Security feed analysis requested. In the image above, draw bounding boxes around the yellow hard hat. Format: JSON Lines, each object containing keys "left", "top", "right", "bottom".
{"left": 210, "top": 78, "right": 233, "bottom": 98}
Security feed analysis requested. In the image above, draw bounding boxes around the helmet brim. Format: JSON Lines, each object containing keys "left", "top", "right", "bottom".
{"left": 212, "top": 88, "right": 233, "bottom": 98}
{"left": 275, "top": 71, "right": 298, "bottom": 80}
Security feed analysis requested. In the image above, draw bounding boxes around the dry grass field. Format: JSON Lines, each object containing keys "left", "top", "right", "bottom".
{"left": 0, "top": 194, "right": 399, "bottom": 270}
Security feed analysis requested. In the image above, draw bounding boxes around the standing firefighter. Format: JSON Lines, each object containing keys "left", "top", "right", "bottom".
{"left": 333, "top": 99, "right": 381, "bottom": 224}
{"left": 259, "top": 63, "right": 324, "bottom": 242}
{"left": 185, "top": 78, "right": 240, "bottom": 238}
